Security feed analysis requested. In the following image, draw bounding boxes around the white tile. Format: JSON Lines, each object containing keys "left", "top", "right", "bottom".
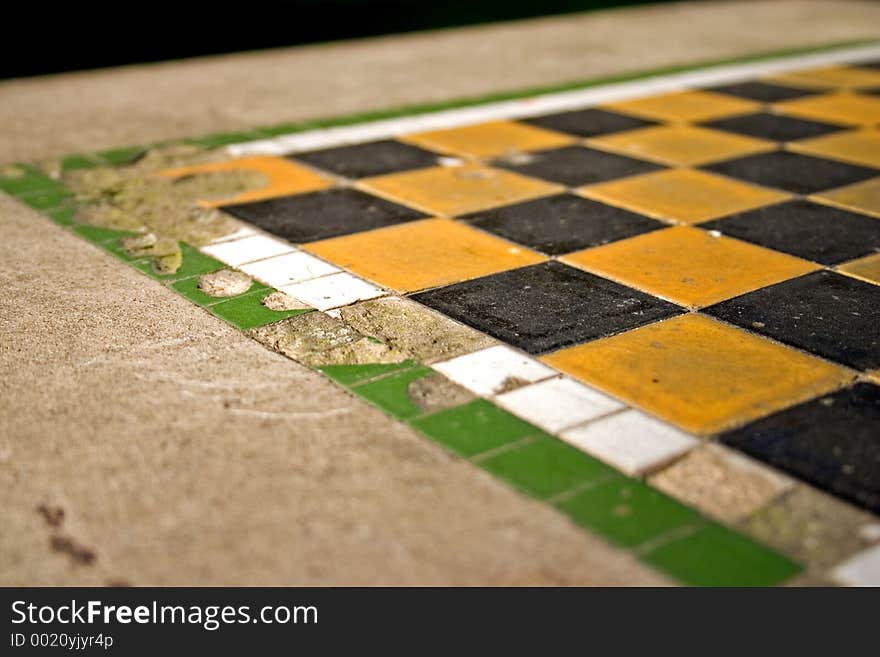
{"left": 240, "top": 252, "right": 339, "bottom": 288}
{"left": 561, "top": 410, "right": 698, "bottom": 477}
{"left": 281, "top": 272, "right": 384, "bottom": 311}
{"left": 832, "top": 545, "right": 880, "bottom": 586}
{"left": 495, "top": 376, "right": 624, "bottom": 433}
{"left": 207, "top": 226, "right": 258, "bottom": 244}
{"left": 431, "top": 345, "right": 555, "bottom": 397}
{"left": 201, "top": 235, "right": 294, "bottom": 266}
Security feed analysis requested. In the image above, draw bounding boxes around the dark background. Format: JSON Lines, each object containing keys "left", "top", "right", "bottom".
{"left": 3, "top": 0, "right": 671, "bottom": 79}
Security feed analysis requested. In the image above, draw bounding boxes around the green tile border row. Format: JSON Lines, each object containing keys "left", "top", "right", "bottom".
{"left": 319, "top": 362, "right": 801, "bottom": 586}
{"left": 0, "top": 165, "right": 314, "bottom": 332}
{"left": 0, "top": 42, "right": 844, "bottom": 584}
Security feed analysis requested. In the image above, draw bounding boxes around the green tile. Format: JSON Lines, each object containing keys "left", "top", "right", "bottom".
{"left": 641, "top": 523, "right": 802, "bottom": 587}
{"left": 17, "top": 186, "right": 75, "bottom": 210}
{"left": 318, "top": 361, "right": 419, "bottom": 386}
{"left": 188, "top": 130, "right": 267, "bottom": 149}
{"left": 557, "top": 478, "right": 700, "bottom": 549}
{"left": 349, "top": 366, "right": 435, "bottom": 420}
{"left": 60, "top": 154, "right": 101, "bottom": 172}
{"left": 133, "top": 243, "right": 224, "bottom": 281}
{"left": 171, "top": 276, "right": 270, "bottom": 307}
{"left": 479, "top": 436, "right": 620, "bottom": 499}
{"left": 0, "top": 165, "right": 57, "bottom": 195}
{"left": 210, "top": 289, "right": 311, "bottom": 330}
{"left": 44, "top": 206, "right": 79, "bottom": 226}
{"left": 73, "top": 224, "right": 138, "bottom": 244}
{"left": 410, "top": 399, "right": 541, "bottom": 458}
{"left": 256, "top": 122, "right": 308, "bottom": 138}
{"left": 96, "top": 146, "right": 147, "bottom": 166}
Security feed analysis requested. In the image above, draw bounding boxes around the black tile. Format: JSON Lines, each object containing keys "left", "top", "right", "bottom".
{"left": 705, "top": 81, "right": 819, "bottom": 102}
{"left": 704, "top": 151, "right": 878, "bottom": 194}
{"left": 701, "top": 112, "right": 844, "bottom": 142}
{"left": 855, "top": 60, "right": 880, "bottom": 70}
{"left": 863, "top": 87, "right": 880, "bottom": 97}
{"left": 705, "top": 270, "right": 880, "bottom": 370}
{"left": 701, "top": 200, "right": 880, "bottom": 265}
{"left": 411, "top": 261, "right": 682, "bottom": 355}
{"left": 720, "top": 383, "right": 880, "bottom": 515}
{"left": 491, "top": 146, "right": 662, "bottom": 187}
{"left": 520, "top": 109, "right": 656, "bottom": 138}
{"left": 221, "top": 188, "right": 427, "bottom": 243}
{"left": 462, "top": 194, "right": 664, "bottom": 255}
{"left": 289, "top": 140, "right": 440, "bottom": 178}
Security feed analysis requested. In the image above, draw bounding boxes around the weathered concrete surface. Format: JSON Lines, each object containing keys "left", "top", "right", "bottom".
{"left": 0, "top": 195, "right": 669, "bottom": 585}
{"left": 2, "top": 0, "right": 879, "bottom": 163}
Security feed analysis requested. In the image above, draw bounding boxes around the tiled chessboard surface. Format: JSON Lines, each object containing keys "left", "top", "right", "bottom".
{"left": 173, "top": 62, "right": 880, "bottom": 523}
{"left": 8, "top": 55, "right": 880, "bottom": 585}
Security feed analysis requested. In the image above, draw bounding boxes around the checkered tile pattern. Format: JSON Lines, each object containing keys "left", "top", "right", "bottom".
{"left": 205, "top": 63, "right": 880, "bottom": 517}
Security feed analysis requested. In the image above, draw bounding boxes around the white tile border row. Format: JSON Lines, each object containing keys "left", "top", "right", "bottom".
{"left": 429, "top": 345, "right": 699, "bottom": 476}
{"left": 225, "top": 43, "right": 880, "bottom": 157}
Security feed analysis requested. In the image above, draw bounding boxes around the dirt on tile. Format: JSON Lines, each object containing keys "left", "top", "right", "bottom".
{"left": 199, "top": 269, "right": 254, "bottom": 298}
{"left": 250, "top": 311, "right": 409, "bottom": 367}
{"left": 407, "top": 374, "right": 475, "bottom": 414}
{"left": 648, "top": 445, "right": 793, "bottom": 523}
{"left": 340, "top": 296, "right": 496, "bottom": 363}
{"left": 738, "top": 485, "right": 878, "bottom": 570}
{"left": 261, "top": 291, "right": 311, "bottom": 311}
{"left": 63, "top": 144, "right": 267, "bottom": 274}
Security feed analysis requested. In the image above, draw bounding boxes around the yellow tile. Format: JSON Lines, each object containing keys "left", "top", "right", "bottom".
{"left": 587, "top": 125, "right": 774, "bottom": 166}
{"left": 542, "top": 314, "right": 851, "bottom": 436}
{"left": 305, "top": 218, "right": 545, "bottom": 293}
{"left": 601, "top": 90, "right": 760, "bottom": 123}
{"left": 765, "top": 65, "right": 880, "bottom": 90}
{"left": 812, "top": 177, "right": 880, "bottom": 219}
{"left": 774, "top": 92, "right": 880, "bottom": 127}
{"left": 401, "top": 120, "right": 575, "bottom": 158}
{"left": 562, "top": 226, "right": 818, "bottom": 308}
{"left": 789, "top": 129, "right": 880, "bottom": 169}
{"left": 154, "top": 156, "right": 331, "bottom": 207}
{"left": 837, "top": 252, "right": 880, "bottom": 286}
{"left": 359, "top": 164, "right": 562, "bottom": 216}
{"left": 579, "top": 168, "right": 790, "bottom": 224}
